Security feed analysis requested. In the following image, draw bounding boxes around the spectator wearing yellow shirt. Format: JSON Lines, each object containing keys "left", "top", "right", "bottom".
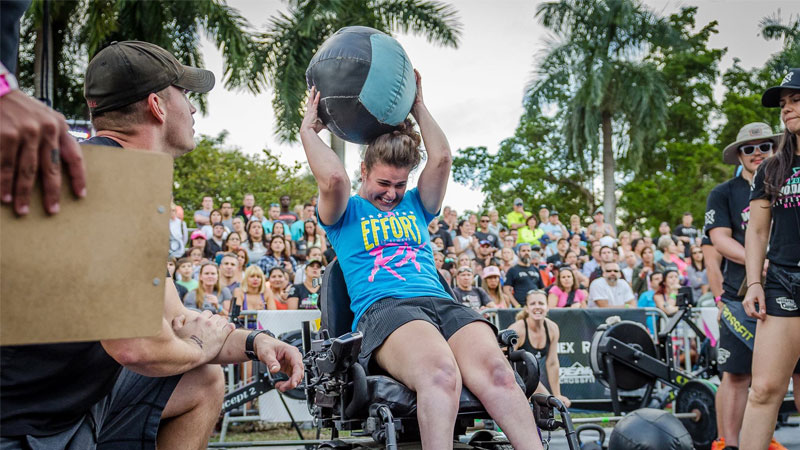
{"left": 517, "top": 215, "right": 544, "bottom": 246}
{"left": 506, "top": 198, "right": 531, "bottom": 230}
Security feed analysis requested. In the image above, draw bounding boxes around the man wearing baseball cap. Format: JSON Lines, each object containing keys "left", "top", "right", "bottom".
{"left": 506, "top": 197, "right": 530, "bottom": 231}
{"left": 704, "top": 122, "right": 784, "bottom": 450}
{"left": 1, "top": 41, "right": 303, "bottom": 450}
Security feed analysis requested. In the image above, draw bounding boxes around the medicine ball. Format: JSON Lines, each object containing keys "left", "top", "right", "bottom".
{"left": 608, "top": 408, "right": 693, "bottom": 450}
{"left": 306, "top": 26, "right": 416, "bottom": 144}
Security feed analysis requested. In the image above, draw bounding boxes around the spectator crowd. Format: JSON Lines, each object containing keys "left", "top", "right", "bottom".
{"left": 168, "top": 192, "right": 710, "bottom": 319}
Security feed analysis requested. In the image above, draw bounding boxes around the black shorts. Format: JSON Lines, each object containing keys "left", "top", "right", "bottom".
{"left": 764, "top": 265, "right": 800, "bottom": 318}
{"left": 356, "top": 296, "right": 496, "bottom": 375}
{"left": 0, "top": 369, "right": 181, "bottom": 450}
{"left": 717, "top": 315, "right": 755, "bottom": 375}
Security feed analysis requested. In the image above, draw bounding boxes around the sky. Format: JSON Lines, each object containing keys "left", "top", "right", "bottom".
{"left": 192, "top": 0, "right": 797, "bottom": 213}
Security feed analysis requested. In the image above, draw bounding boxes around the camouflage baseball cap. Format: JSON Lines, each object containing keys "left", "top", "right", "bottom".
{"left": 85, "top": 41, "right": 215, "bottom": 115}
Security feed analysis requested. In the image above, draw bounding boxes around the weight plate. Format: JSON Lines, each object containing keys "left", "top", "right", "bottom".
{"left": 675, "top": 379, "right": 718, "bottom": 450}
{"left": 590, "top": 320, "right": 658, "bottom": 390}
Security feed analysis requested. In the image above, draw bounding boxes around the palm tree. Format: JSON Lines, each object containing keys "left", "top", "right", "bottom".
{"left": 21, "top": 0, "right": 266, "bottom": 117}
{"left": 759, "top": 10, "right": 800, "bottom": 74}
{"left": 261, "top": 0, "right": 462, "bottom": 160}
{"left": 526, "top": 0, "right": 679, "bottom": 225}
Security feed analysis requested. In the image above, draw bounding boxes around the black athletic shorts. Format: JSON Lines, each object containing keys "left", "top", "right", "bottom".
{"left": 356, "top": 296, "right": 496, "bottom": 375}
{"left": 764, "top": 264, "right": 800, "bottom": 318}
{"left": 717, "top": 314, "right": 754, "bottom": 375}
{"left": 0, "top": 369, "right": 181, "bottom": 450}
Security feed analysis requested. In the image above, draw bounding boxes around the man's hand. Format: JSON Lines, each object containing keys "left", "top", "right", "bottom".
{"left": 172, "top": 310, "right": 235, "bottom": 363}
{"left": 255, "top": 334, "right": 304, "bottom": 392}
{"left": 0, "top": 90, "right": 86, "bottom": 215}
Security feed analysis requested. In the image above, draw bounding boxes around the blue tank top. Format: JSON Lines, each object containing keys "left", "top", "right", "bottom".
{"left": 321, "top": 188, "right": 450, "bottom": 330}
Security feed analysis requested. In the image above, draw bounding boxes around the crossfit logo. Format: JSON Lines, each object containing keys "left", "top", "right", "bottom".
{"left": 559, "top": 362, "right": 596, "bottom": 384}
{"left": 705, "top": 209, "right": 715, "bottom": 227}
{"left": 717, "top": 347, "right": 730, "bottom": 365}
{"left": 776, "top": 296, "right": 798, "bottom": 311}
{"left": 782, "top": 72, "right": 794, "bottom": 85}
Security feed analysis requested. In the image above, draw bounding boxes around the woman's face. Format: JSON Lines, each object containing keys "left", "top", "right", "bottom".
{"left": 305, "top": 221, "right": 315, "bottom": 234}
{"left": 210, "top": 210, "right": 222, "bottom": 223}
{"left": 227, "top": 233, "right": 241, "bottom": 249}
{"left": 271, "top": 237, "right": 285, "bottom": 253}
{"left": 666, "top": 271, "right": 680, "bottom": 289}
{"left": 236, "top": 251, "right": 246, "bottom": 267}
{"left": 667, "top": 241, "right": 678, "bottom": 255}
{"left": 200, "top": 265, "right": 218, "bottom": 287}
{"left": 269, "top": 270, "right": 286, "bottom": 289}
{"left": 501, "top": 247, "right": 514, "bottom": 262}
{"left": 360, "top": 162, "right": 411, "bottom": 212}
{"left": 620, "top": 233, "right": 630, "bottom": 246}
{"left": 308, "top": 247, "right": 322, "bottom": 261}
{"left": 634, "top": 239, "right": 645, "bottom": 253}
{"left": 559, "top": 270, "right": 574, "bottom": 289}
{"left": 485, "top": 275, "right": 500, "bottom": 289}
{"left": 526, "top": 217, "right": 537, "bottom": 229}
{"left": 434, "top": 253, "right": 444, "bottom": 268}
{"left": 433, "top": 236, "right": 444, "bottom": 251}
{"left": 565, "top": 251, "right": 577, "bottom": 265}
{"left": 692, "top": 247, "right": 704, "bottom": 262}
{"left": 642, "top": 247, "right": 654, "bottom": 263}
{"left": 233, "top": 218, "right": 244, "bottom": 232}
{"left": 190, "top": 248, "right": 202, "bottom": 263}
{"left": 570, "top": 234, "right": 581, "bottom": 245}
{"left": 525, "top": 294, "right": 548, "bottom": 320}
{"left": 676, "top": 240, "right": 685, "bottom": 254}
{"left": 571, "top": 215, "right": 579, "bottom": 227}
{"left": 249, "top": 222, "right": 263, "bottom": 240}
{"left": 273, "top": 222, "right": 284, "bottom": 235}
{"left": 504, "top": 236, "right": 515, "bottom": 248}
{"left": 625, "top": 252, "right": 637, "bottom": 266}
{"left": 458, "top": 253, "right": 471, "bottom": 267}
{"left": 247, "top": 272, "right": 262, "bottom": 289}
{"left": 253, "top": 206, "right": 264, "bottom": 219}
{"left": 780, "top": 89, "right": 800, "bottom": 134}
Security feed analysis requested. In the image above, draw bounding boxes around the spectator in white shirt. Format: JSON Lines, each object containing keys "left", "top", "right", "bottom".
{"left": 588, "top": 262, "right": 636, "bottom": 308}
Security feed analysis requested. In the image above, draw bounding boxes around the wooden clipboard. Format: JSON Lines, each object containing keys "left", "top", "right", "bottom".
{"left": 1, "top": 145, "right": 172, "bottom": 345}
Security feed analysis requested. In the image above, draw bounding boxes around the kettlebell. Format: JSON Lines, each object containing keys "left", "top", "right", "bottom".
{"left": 576, "top": 424, "right": 606, "bottom": 450}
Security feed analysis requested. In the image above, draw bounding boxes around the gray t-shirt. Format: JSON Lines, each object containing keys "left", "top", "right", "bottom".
{"left": 183, "top": 287, "right": 233, "bottom": 313}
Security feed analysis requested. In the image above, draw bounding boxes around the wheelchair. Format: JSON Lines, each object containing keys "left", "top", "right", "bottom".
{"left": 300, "top": 261, "right": 579, "bottom": 449}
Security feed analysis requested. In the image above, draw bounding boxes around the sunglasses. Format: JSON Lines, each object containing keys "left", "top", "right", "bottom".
{"left": 739, "top": 142, "right": 773, "bottom": 155}
{"left": 480, "top": 219, "right": 489, "bottom": 223}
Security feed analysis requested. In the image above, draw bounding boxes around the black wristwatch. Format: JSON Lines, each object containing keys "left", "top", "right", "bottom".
{"left": 244, "top": 329, "right": 275, "bottom": 361}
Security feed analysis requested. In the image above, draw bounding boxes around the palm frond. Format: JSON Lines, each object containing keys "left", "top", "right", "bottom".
{"left": 374, "top": 0, "right": 462, "bottom": 47}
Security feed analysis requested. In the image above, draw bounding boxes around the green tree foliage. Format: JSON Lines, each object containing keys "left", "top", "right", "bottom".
{"left": 18, "top": 0, "right": 266, "bottom": 118}
{"left": 527, "top": 0, "right": 680, "bottom": 225}
{"left": 452, "top": 111, "right": 594, "bottom": 218}
{"left": 618, "top": 8, "right": 728, "bottom": 231}
{"left": 173, "top": 132, "right": 318, "bottom": 227}
{"left": 261, "top": 0, "right": 462, "bottom": 143}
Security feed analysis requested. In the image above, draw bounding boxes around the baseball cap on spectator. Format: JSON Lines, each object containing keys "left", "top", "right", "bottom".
{"left": 482, "top": 266, "right": 501, "bottom": 279}
{"left": 513, "top": 198, "right": 523, "bottom": 206}
{"left": 539, "top": 205, "right": 548, "bottom": 210}
{"left": 85, "top": 41, "right": 215, "bottom": 115}
{"left": 721, "top": 122, "right": 782, "bottom": 165}
{"left": 594, "top": 207, "right": 604, "bottom": 215}
{"left": 550, "top": 210, "right": 559, "bottom": 216}
{"left": 307, "top": 258, "right": 323, "bottom": 267}
{"left": 190, "top": 230, "right": 206, "bottom": 241}
{"left": 761, "top": 68, "right": 800, "bottom": 108}
{"left": 457, "top": 266, "right": 473, "bottom": 274}
{"left": 479, "top": 239, "right": 492, "bottom": 246}
{"left": 212, "top": 222, "right": 225, "bottom": 229}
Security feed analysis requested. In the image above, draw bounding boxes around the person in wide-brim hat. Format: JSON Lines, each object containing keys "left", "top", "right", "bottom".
{"left": 721, "top": 122, "right": 782, "bottom": 165}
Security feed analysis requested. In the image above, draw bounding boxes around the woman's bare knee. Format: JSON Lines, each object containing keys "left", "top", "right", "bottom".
{"left": 485, "top": 357, "right": 516, "bottom": 391}
{"left": 424, "top": 359, "right": 461, "bottom": 395}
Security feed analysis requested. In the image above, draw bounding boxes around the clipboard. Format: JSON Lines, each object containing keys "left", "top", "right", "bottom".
{"left": 1, "top": 145, "right": 172, "bottom": 345}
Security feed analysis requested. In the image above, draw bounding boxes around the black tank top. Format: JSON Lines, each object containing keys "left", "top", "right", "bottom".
{"left": 522, "top": 320, "right": 551, "bottom": 391}
{"left": 522, "top": 320, "right": 551, "bottom": 361}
